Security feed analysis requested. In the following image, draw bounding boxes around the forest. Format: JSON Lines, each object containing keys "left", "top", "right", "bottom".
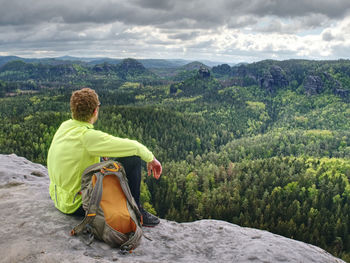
{"left": 1, "top": 57, "right": 350, "bottom": 261}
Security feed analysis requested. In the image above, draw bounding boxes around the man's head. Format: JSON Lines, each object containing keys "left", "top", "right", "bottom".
{"left": 70, "top": 88, "right": 100, "bottom": 123}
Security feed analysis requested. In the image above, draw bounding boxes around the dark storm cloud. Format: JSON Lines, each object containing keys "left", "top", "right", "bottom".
{"left": 2, "top": 0, "right": 349, "bottom": 28}
{"left": 0, "top": 1, "right": 140, "bottom": 26}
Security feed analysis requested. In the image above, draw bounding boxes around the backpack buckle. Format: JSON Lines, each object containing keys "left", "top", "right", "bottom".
{"left": 120, "top": 244, "right": 133, "bottom": 255}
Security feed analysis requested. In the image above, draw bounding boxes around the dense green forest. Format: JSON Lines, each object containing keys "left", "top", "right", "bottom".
{"left": 1, "top": 57, "right": 350, "bottom": 261}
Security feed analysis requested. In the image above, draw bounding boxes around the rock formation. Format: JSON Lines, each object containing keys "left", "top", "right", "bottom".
{"left": 92, "top": 62, "right": 116, "bottom": 73}
{"left": 303, "top": 75, "right": 324, "bottom": 95}
{"left": 197, "top": 66, "right": 211, "bottom": 78}
{"left": 323, "top": 72, "right": 349, "bottom": 98}
{"left": 0, "top": 154, "right": 345, "bottom": 263}
{"left": 260, "top": 66, "right": 289, "bottom": 93}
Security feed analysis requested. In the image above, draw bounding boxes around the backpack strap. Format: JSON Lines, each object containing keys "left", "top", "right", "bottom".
{"left": 109, "top": 165, "right": 144, "bottom": 252}
{"left": 71, "top": 171, "right": 104, "bottom": 236}
{"left": 117, "top": 167, "right": 143, "bottom": 222}
{"left": 120, "top": 225, "right": 143, "bottom": 253}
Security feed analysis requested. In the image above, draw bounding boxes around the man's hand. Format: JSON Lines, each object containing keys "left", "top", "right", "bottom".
{"left": 147, "top": 158, "right": 162, "bottom": 179}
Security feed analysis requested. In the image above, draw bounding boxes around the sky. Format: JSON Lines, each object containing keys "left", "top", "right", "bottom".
{"left": 0, "top": 0, "right": 350, "bottom": 63}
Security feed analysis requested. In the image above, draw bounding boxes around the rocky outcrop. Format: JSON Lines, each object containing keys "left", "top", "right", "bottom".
{"left": 270, "top": 65, "right": 289, "bottom": 87}
{"left": 260, "top": 65, "right": 289, "bottom": 93}
{"left": 303, "top": 73, "right": 350, "bottom": 98}
{"left": 334, "top": 87, "right": 350, "bottom": 98}
{"left": 260, "top": 72, "right": 274, "bottom": 92}
{"left": 304, "top": 75, "right": 324, "bottom": 95}
{"left": 197, "top": 66, "right": 210, "bottom": 78}
{"left": 92, "top": 62, "right": 117, "bottom": 73}
{"left": 0, "top": 154, "right": 345, "bottom": 263}
{"left": 323, "top": 72, "right": 349, "bottom": 98}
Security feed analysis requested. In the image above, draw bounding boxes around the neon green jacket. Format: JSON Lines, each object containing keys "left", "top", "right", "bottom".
{"left": 47, "top": 119, "right": 154, "bottom": 214}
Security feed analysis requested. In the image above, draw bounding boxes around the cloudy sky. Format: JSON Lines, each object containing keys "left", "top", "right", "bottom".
{"left": 0, "top": 0, "right": 350, "bottom": 63}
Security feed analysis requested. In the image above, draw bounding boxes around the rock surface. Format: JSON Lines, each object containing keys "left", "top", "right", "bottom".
{"left": 304, "top": 75, "right": 324, "bottom": 95}
{"left": 197, "top": 67, "right": 211, "bottom": 78}
{"left": 260, "top": 66, "right": 289, "bottom": 93}
{"left": 0, "top": 154, "right": 345, "bottom": 263}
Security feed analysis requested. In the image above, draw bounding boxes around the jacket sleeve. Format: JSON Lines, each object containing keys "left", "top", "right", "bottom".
{"left": 81, "top": 129, "right": 154, "bottom": 162}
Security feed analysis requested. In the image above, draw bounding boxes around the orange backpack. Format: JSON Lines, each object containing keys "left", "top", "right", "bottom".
{"left": 71, "top": 161, "right": 143, "bottom": 252}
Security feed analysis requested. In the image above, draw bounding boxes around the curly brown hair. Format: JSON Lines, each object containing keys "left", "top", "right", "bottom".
{"left": 70, "top": 88, "right": 100, "bottom": 122}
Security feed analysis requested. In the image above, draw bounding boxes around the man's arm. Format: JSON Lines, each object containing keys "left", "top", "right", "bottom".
{"left": 82, "top": 129, "right": 154, "bottom": 163}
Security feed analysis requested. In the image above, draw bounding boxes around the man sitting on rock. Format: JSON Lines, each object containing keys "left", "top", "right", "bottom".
{"left": 47, "top": 87, "right": 162, "bottom": 226}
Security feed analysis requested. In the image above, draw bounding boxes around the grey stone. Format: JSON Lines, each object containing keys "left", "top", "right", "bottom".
{"left": 259, "top": 66, "right": 288, "bottom": 93}
{"left": 304, "top": 75, "right": 324, "bottom": 95}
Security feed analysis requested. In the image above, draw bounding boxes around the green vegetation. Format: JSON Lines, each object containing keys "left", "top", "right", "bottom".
{"left": 1, "top": 58, "right": 350, "bottom": 261}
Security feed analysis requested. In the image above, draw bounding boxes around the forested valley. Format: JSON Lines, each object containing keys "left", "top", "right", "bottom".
{"left": 1, "top": 57, "right": 350, "bottom": 261}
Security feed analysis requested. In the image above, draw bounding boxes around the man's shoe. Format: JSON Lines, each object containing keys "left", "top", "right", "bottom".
{"left": 140, "top": 207, "right": 160, "bottom": 227}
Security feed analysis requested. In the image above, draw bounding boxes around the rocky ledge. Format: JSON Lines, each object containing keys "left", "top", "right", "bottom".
{"left": 0, "top": 154, "right": 345, "bottom": 263}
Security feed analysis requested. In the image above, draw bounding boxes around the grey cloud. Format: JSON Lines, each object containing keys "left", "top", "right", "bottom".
{"left": 131, "top": 0, "right": 175, "bottom": 10}
{"left": 255, "top": 14, "right": 330, "bottom": 34}
{"left": 188, "top": 40, "right": 214, "bottom": 49}
{"left": 322, "top": 30, "right": 335, "bottom": 41}
{"left": 234, "top": 0, "right": 350, "bottom": 19}
{"left": 168, "top": 31, "right": 201, "bottom": 40}
{"left": 257, "top": 20, "right": 283, "bottom": 33}
{"left": 0, "top": 1, "right": 141, "bottom": 26}
{"left": 0, "top": 0, "right": 350, "bottom": 63}
{"left": 227, "top": 16, "right": 258, "bottom": 28}
{"left": 115, "top": 31, "right": 145, "bottom": 40}
{"left": 1, "top": 0, "right": 349, "bottom": 29}
{"left": 144, "top": 38, "right": 174, "bottom": 46}
{"left": 321, "top": 29, "right": 345, "bottom": 42}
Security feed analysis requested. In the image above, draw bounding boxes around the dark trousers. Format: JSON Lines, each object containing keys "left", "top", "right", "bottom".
{"left": 115, "top": 156, "right": 141, "bottom": 207}
{"left": 71, "top": 156, "right": 142, "bottom": 217}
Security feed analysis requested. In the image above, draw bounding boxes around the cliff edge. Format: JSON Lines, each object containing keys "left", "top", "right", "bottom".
{"left": 0, "top": 154, "right": 345, "bottom": 263}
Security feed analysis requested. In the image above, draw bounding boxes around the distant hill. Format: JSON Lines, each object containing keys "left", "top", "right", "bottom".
{"left": 210, "top": 59, "right": 350, "bottom": 98}
{"left": 197, "top": 60, "right": 236, "bottom": 67}
{"left": 87, "top": 58, "right": 122, "bottom": 65}
{"left": 0, "top": 58, "right": 159, "bottom": 83}
{"left": 169, "top": 61, "right": 211, "bottom": 81}
{"left": 0, "top": 56, "right": 23, "bottom": 67}
{"left": 2, "top": 57, "right": 350, "bottom": 99}
{"left": 0, "top": 55, "right": 228, "bottom": 69}
{"left": 115, "top": 58, "right": 157, "bottom": 81}
{"left": 0, "top": 56, "right": 87, "bottom": 67}
{"left": 180, "top": 61, "right": 210, "bottom": 71}
{"left": 170, "top": 67, "right": 222, "bottom": 96}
